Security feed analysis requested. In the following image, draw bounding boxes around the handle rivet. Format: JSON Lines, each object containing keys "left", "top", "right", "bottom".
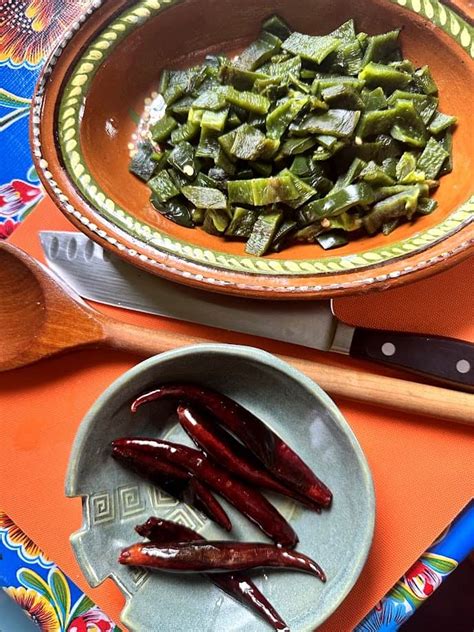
{"left": 381, "top": 342, "right": 396, "bottom": 357}
{"left": 456, "top": 359, "right": 471, "bottom": 374}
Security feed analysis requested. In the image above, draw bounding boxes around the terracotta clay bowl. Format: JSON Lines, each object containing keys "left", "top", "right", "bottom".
{"left": 33, "top": 0, "right": 474, "bottom": 299}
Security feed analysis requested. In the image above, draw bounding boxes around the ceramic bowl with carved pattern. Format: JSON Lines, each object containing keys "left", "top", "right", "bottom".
{"left": 66, "top": 344, "right": 375, "bottom": 631}
{"left": 33, "top": 0, "right": 473, "bottom": 299}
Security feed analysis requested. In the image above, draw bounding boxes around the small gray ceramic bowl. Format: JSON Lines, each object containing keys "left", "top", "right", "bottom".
{"left": 66, "top": 344, "right": 375, "bottom": 631}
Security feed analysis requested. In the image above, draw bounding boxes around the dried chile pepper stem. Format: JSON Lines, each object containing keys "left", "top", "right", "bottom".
{"left": 178, "top": 405, "right": 322, "bottom": 510}
{"left": 112, "top": 438, "right": 298, "bottom": 548}
{"left": 136, "top": 517, "right": 289, "bottom": 631}
{"left": 119, "top": 539, "right": 326, "bottom": 581}
{"left": 131, "top": 383, "right": 332, "bottom": 507}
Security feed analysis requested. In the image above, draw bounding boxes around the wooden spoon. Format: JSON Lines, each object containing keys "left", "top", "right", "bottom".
{"left": 1, "top": 241, "right": 472, "bottom": 425}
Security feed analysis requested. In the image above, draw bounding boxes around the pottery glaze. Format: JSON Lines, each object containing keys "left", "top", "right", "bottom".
{"left": 34, "top": 0, "right": 473, "bottom": 298}
{"left": 66, "top": 344, "right": 375, "bottom": 631}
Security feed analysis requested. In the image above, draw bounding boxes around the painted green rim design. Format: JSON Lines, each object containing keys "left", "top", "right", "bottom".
{"left": 57, "top": 0, "right": 474, "bottom": 277}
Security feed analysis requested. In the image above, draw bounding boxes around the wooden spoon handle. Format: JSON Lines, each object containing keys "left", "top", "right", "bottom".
{"left": 102, "top": 318, "right": 474, "bottom": 426}
{"left": 290, "top": 356, "right": 473, "bottom": 426}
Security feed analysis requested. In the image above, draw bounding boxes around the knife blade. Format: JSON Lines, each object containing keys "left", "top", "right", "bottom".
{"left": 39, "top": 231, "right": 474, "bottom": 391}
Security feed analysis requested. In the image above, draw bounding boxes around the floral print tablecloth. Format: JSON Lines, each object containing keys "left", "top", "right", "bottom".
{"left": 0, "top": 1, "right": 95, "bottom": 238}
{"left": 1, "top": 2, "right": 473, "bottom": 631}
{"left": 0, "top": 512, "right": 118, "bottom": 631}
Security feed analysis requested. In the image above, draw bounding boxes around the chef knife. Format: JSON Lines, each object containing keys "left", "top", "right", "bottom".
{"left": 39, "top": 231, "right": 474, "bottom": 391}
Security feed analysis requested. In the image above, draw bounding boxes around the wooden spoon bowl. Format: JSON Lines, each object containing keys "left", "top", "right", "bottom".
{"left": 0, "top": 242, "right": 105, "bottom": 371}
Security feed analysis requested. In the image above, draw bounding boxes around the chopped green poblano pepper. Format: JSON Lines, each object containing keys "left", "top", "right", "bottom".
{"left": 280, "top": 135, "right": 318, "bottom": 156}
{"left": 290, "top": 223, "right": 324, "bottom": 243}
{"left": 327, "top": 211, "right": 363, "bottom": 231}
{"left": 439, "top": 132, "right": 453, "bottom": 174}
{"left": 413, "top": 66, "right": 438, "bottom": 95}
{"left": 356, "top": 107, "right": 397, "bottom": 137}
{"left": 228, "top": 174, "right": 299, "bottom": 205}
{"left": 334, "top": 157, "right": 367, "bottom": 189}
{"left": 316, "top": 134, "right": 339, "bottom": 150}
{"left": 416, "top": 197, "right": 438, "bottom": 215}
{"left": 263, "top": 15, "right": 292, "bottom": 40}
{"left": 282, "top": 32, "right": 341, "bottom": 64}
{"left": 151, "top": 115, "right": 178, "bottom": 142}
{"left": 201, "top": 108, "right": 229, "bottom": 132}
{"left": 167, "top": 142, "right": 197, "bottom": 177}
{"left": 321, "top": 85, "right": 364, "bottom": 110}
{"left": 329, "top": 19, "right": 357, "bottom": 42}
{"left": 218, "top": 125, "right": 240, "bottom": 159}
{"left": 389, "top": 59, "right": 415, "bottom": 72}
{"left": 312, "top": 75, "right": 365, "bottom": 93}
{"left": 291, "top": 109, "right": 361, "bottom": 138}
{"left": 181, "top": 185, "right": 228, "bottom": 209}
{"left": 396, "top": 152, "right": 417, "bottom": 181}
{"left": 196, "top": 127, "right": 219, "bottom": 159}
{"left": 362, "top": 87, "right": 388, "bottom": 111}
{"left": 359, "top": 62, "right": 411, "bottom": 91}
{"left": 279, "top": 169, "right": 317, "bottom": 208}
{"left": 271, "top": 219, "right": 298, "bottom": 250}
{"left": 219, "top": 65, "right": 267, "bottom": 90}
{"left": 313, "top": 141, "right": 344, "bottom": 160}
{"left": 215, "top": 147, "right": 236, "bottom": 175}
{"left": 381, "top": 218, "right": 400, "bottom": 235}
{"left": 167, "top": 96, "right": 204, "bottom": 116}
{"left": 316, "top": 230, "right": 349, "bottom": 250}
{"left": 230, "top": 124, "right": 280, "bottom": 160}
{"left": 416, "top": 137, "right": 449, "bottom": 179}
{"left": 129, "top": 142, "right": 156, "bottom": 182}
{"left": 194, "top": 172, "right": 219, "bottom": 188}
{"left": 260, "top": 55, "right": 301, "bottom": 78}
{"left": 226, "top": 207, "right": 259, "bottom": 238}
{"left": 225, "top": 87, "right": 270, "bottom": 114}
{"left": 148, "top": 170, "right": 180, "bottom": 202}
{"left": 191, "top": 207, "right": 205, "bottom": 224}
{"left": 170, "top": 121, "right": 200, "bottom": 144}
{"left": 354, "top": 134, "right": 402, "bottom": 162}
{"left": 203, "top": 209, "right": 230, "bottom": 235}
{"left": 428, "top": 111, "right": 457, "bottom": 135}
{"left": 168, "top": 168, "right": 189, "bottom": 189}
{"left": 387, "top": 90, "right": 438, "bottom": 125}
{"left": 289, "top": 155, "right": 315, "bottom": 177}
{"left": 338, "top": 40, "right": 364, "bottom": 76}
{"left": 192, "top": 87, "right": 228, "bottom": 110}
{"left": 188, "top": 107, "right": 205, "bottom": 125}
{"left": 151, "top": 196, "right": 194, "bottom": 227}
{"left": 359, "top": 160, "right": 395, "bottom": 186}
{"left": 245, "top": 210, "right": 283, "bottom": 255}
{"left": 361, "top": 30, "right": 400, "bottom": 66}
{"left": 363, "top": 186, "right": 421, "bottom": 234}
{"left": 236, "top": 31, "right": 282, "bottom": 71}
{"left": 151, "top": 150, "right": 168, "bottom": 166}
{"left": 390, "top": 100, "right": 428, "bottom": 148}
{"left": 372, "top": 183, "right": 422, "bottom": 201}
{"left": 300, "top": 183, "right": 375, "bottom": 223}
{"left": 266, "top": 96, "right": 308, "bottom": 139}
{"left": 129, "top": 15, "right": 455, "bottom": 254}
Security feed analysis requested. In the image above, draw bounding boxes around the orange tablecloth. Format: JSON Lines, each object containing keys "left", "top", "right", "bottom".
{"left": 1, "top": 196, "right": 473, "bottom": 630}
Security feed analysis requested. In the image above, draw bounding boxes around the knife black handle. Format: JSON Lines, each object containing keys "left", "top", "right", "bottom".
{"left": 350, "top": 328, "right": 474, "bottom": 392}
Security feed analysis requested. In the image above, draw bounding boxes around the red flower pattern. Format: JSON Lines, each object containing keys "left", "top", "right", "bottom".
{"left": 0, "top": 218, "right": 18, "bottom": 239}
{"left": 0, "top": 0, "right": 93, "bottom": 67}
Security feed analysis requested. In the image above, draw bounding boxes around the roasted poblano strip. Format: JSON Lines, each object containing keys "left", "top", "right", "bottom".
{"left": 129, "top": 14, "right": 455, "bottom": 253}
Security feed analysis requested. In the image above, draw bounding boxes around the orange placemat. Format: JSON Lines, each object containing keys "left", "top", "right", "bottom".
{"left": 1, "top": 197, "right": 473, "bottom": 631}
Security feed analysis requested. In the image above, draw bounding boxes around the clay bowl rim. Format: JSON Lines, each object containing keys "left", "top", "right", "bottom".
{"left": 32, "top": 0, "right": 474, "bottom": 299}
